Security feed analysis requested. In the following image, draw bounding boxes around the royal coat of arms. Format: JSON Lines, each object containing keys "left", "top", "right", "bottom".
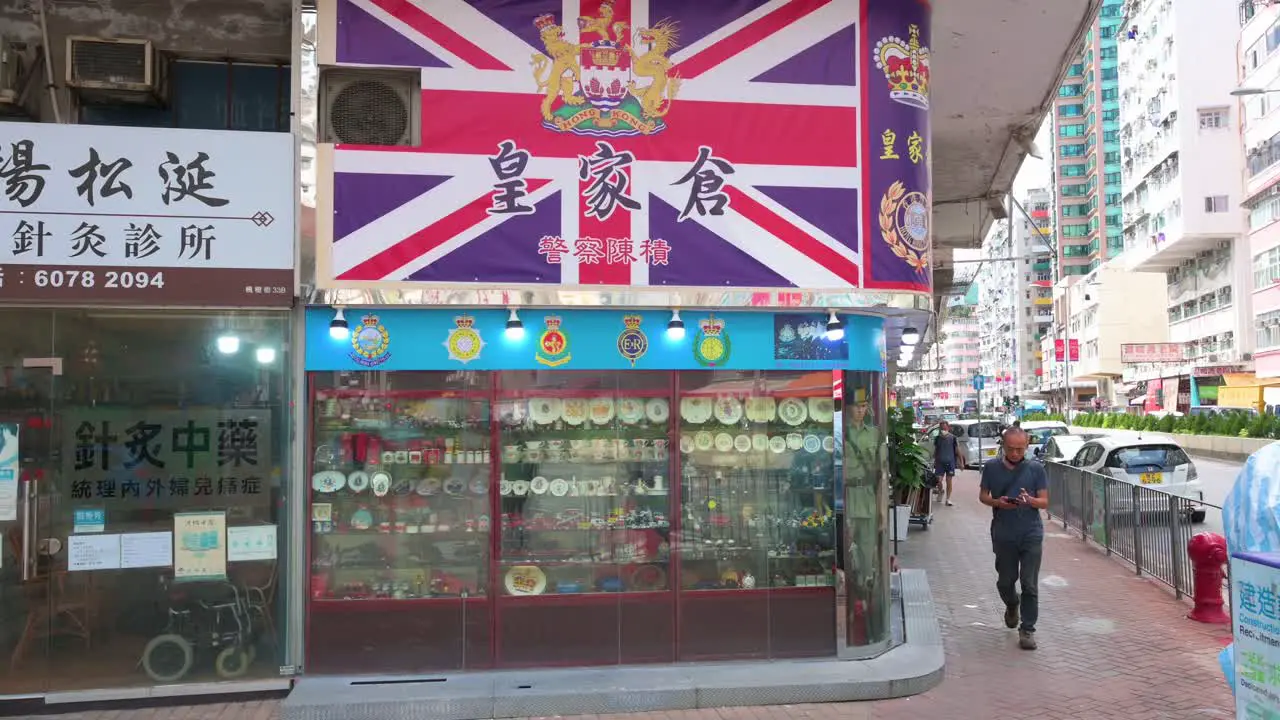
{"left": 443, "top": 315, "right": 485, "bottom": 364}
{"left": 693, "top": 315, "right": 730, "bottom": 367}
{"left": 879, "top": 181, "right": 929, "bottom": 274}
{"left": 531, "top": 1, "right": 681, "bottom": 136}
{"left": 350, "top": 314, "right": 391, "bottom": 367}
{"left": 874, "top": 24, "right": 930, "bottom": 110}
{"left": 617, "top": 314, "right": 648, "bottom": 367}
{"left": 536, "top": 316, "right": 572, "bottom": 367}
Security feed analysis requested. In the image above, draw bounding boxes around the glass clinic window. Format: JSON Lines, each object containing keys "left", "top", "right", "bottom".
{"left": 0, "top": 310, "right": 289, "bottom": 695}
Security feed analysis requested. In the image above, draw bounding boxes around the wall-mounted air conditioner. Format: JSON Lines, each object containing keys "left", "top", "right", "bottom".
{"left": 320, "top": 68, "right": 419, "bottom": 147}
{"left": 65, "top": 36, "right": 168, "bottom": 105}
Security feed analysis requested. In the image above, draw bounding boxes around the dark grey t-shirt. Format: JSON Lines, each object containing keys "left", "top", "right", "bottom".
{"left": 933, "top": 432, "right": 958, "bottom": 464}
{"left": 979, "top": 458, "right": 1048, "bottom": 543}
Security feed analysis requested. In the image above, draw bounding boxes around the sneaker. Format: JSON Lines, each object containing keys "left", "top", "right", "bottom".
{"left": 1019, "top": 630, "right": 1037, "bottom": 650}
{"left": 1003, "top": 604, "right": 1019, "bottom": 629}
{"left": 945, "top": 500, "right": 954, "bottom": 506}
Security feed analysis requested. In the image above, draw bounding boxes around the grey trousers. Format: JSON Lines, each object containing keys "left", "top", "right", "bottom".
{"left": 993, "top": 536, "right": 1043, "bottom": 632}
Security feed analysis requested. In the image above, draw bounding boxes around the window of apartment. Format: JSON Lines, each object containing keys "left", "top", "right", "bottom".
{"left": 1059, "top": 84, "right": 1083, "bottom": 97}
{"left": 1104, "top": 151, "right": 1121, "bottom": 164}
{"left": 1100, "top": 88, "right": 1119, "bottom": 102}
{"left": 1059, "top": 123, "right": 1087, "bottom": 137}
{"left": 1198, "top": 108, "right": 1229, "bottom": 130}
{"left": 1061, "top": 144, "right": 1087, "bottom": 158}
{"left": 1254, "top": 246, "right": 1280, "bottom": 289}
{"left": 1248, "top": 187, "right": 1280, "bottom": 230}
{"left": 1061, "top": 183, "right": 1088, "bottom": 197}
{"left": 1062, "top": 224, "right": 1089, "bottom": 238}
{"left": 1099, "top": 46, "right": 1118, "bottom": 60}
{"left": 1061, "top": 203, "right": 1088, "bottom": 217}
{"left": 1248, "top": 132, "right": 1280, "bottom": 177}
{"left": 1059, "top": 104, "right": 1084, "bottom": 118}
{"left": 1102, "top": 108, "right": 1120, "bottom": 122}
{"left": 1061, "top": 164, "right": 1087, "bottom": 178}
{"left": 1204, "top": 195, "right": 1230, "bottom": 213}
{"left": 1103, "top": 130, "right": 1119, "bottom": 143}
{"left": 1067, "top": 62, "right": 1084, "bottom": 77}
{"left": 1258, "top": 309, "right": 1280, "bottom": 350}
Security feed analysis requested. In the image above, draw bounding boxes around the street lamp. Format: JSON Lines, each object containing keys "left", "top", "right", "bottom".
{"left": 1231, "top": 87, "right": 1279, "bottom": 97}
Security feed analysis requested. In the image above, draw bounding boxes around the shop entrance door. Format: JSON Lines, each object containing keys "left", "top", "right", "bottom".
{"left": 0, "top": 352, "right": 59, "bottom": 696}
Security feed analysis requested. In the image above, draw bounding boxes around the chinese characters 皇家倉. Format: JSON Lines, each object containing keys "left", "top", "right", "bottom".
{"left": 879, "top": 129, "right": 899, "bottom": 160}
{"left": 69, "top": 148, "right": 134, "bottom": 206}
{"left": 0, "top": 140, "right": 50, "bottom": 208}
{"left": 672, "top": 145, "right": 734, "bottom": 223}
{"left": 578, "top": 141, "right": 641, "bottom": 220}
{"left": 487, "top": 140, "right": 535, "bottom": 215}
{"left": 907, "top": 131, "right": 924, "bottom": 164}
{"left": 158, "top": 151, "right": 229, "bottom": 207}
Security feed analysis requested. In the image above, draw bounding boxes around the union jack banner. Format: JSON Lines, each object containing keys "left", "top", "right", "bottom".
{"left": 321, "top": 0, "right": 928, "bottom": 293}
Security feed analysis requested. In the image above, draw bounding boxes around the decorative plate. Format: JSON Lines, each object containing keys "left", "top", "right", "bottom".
{"left": 312, "top": 471, "right": 346, "bottom": 493}
{"left": 500, "top": 479, "right": 512, "bottom": 496}
{"left": 589, "top": 397, "right": 615, "bottom": 425}
{"left": 470, "top": 477, "right": 488, "bottom": 495}
{"left": 416, "top": 478, "right": 440, "bottom": 496}
{"left": 803, "top": 434, "right": 822, "bottom": 454}
{"left": 506, "top": 400, "right": 529, "bottom": 424}
{"left": 349, "top": 508, "right": 373, "bottom": 531}
{"left": 778, "top": 398, "right": 809, "bottom": 426}
{"left": 822, "top": 436, "right": 836, "bottom": 453}
{"left": 313, "top": 445, "right": 337, "bottom": 467}
{"left": 714, "top": 433, "right": 734, "bottom": 452}
{"left": 346, "top": 471, "right": 369, "bottom": 493}
{"left": 769, "top": 436, "right": 787, "bottom": 453}
{"left": 680, "top": 397, "right": 713, "bottom": 424}
{"left": 561, "top": 399, "right": 589, "bottom": 425}
{"left": 714, "top": 396, "right": 744, "bottom": 425}
{"left": 505, "top": 565, "right": 547, "bottom": 596}
{"left": 752, "top": 434, "right": 769, "bottom": 452}
{"left": 530, "top": 398, "right": 563, "bottom": 425}
{"left": 617, "top": 398, "right": 646, "bottom": 425}
{"left": 549, "top": 478, "right": 570, "bottom": 496}
{"left": 370, "top": 471, "right": 392, "bottom": 497}
{"left": 512, "top": 479, "right": 530, "bottom": 496}
{"left": 530, "top": 476, "right": 550, "bottom": 494}
{"left": 680, "top": 435, "right": 695, "bottom": 454}
{"left": 786, "top": 433, "right": 804, "bottom": 451}
{"left": 734, "top": 434, "right": 752, "bottom": 453}
{"left": 694, "top": 431, "right": 715, "bottom": 451}
{"left": 809, "top": 398, "right": 835, "bottom": 423}
{"left": 646, "top": 398, "right": 671, "bottom": 424}
{"left": 629, "top": 564, "right": 668, "bottom": 591}
{"left": 443, "top": 477, "right": 467, "bottom": 496}
{"left": 745, "top": 397, "right": 777, "bottom": 423}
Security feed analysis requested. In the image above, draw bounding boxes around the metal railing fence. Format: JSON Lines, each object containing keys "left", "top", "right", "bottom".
{"left": 1042, "top": 461, "right": 1221, "bottom": 599}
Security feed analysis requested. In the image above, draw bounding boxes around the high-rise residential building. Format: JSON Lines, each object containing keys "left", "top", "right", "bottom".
{"left": 1050, "top": 0, "right": 1126, "bottom": 277}
{"left": 1119, "top": 0, "right": 1253, "bottom": 409}
{"left": 907, "top": 285, "right": 982, "bottom": 413}
{"left": 978, "top": 188, "right": 1056, "bottom": 408}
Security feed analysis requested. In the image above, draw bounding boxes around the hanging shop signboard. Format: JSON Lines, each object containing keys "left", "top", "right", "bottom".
{"left": 316, "top": 0, "right": 932, "bottom": 298}
{"left": 0, "top": 122, "right": 294, "bottom": 305}
{"left": 306, "top": 308, "right": 886, "bottom": 373}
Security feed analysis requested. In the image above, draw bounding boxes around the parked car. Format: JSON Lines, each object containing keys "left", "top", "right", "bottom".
{"left": 1036, "top": 434, "right": 1087, "bottom": 463}
{"left": 923, "top": 418, "right": 1003, "bottom": 469}
{"left": 1021, "top": 420, "right": 1069, "bottom": 458}
{"left": 1064, "top": 435, "right": 1206, "bottom": 523}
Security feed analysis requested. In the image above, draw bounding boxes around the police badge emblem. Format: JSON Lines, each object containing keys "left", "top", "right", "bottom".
{"left": 617, "top": 315, "right": 648, "bottom": 367}
{"left": 535, "top": 316, "right": 572, "bottom": 367}
{"left": 443, "top": 315, "right": 485, "bottom": 364}
{"left": 350, "top": 314, "right": 391, "bottom": 367}
{"left": 692, "top": 315, "right": 731, "bottom": 367}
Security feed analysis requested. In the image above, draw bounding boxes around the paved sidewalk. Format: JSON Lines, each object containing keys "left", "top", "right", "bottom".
{"left": 26, "top": 470, "right": 1234, "bottom": 720}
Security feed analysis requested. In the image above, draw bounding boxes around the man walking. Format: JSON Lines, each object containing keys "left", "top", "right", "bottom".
{"left": 933, "top": 421, "right": 960, "bottom": 506}
{"left": 978, "top": 427, "right": 1049, "bottom": 650}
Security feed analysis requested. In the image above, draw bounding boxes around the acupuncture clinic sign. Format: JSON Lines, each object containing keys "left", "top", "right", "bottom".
{"left": 0, "top": 121, "right": 293, "bottom": 305}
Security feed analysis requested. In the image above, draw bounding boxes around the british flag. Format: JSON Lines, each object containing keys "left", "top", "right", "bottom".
{"left": 324, "top": 0, "right": 864, "bottom": 290}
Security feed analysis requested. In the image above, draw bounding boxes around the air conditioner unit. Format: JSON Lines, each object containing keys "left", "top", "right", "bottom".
{"left": 0, "top": 38, "right": 24, "bottom": 115}
{"left": 320, "top": 68, "right": 419, "bottom": 147}
{"left": 65, "top": 36, "right": 168, "bottom": 105}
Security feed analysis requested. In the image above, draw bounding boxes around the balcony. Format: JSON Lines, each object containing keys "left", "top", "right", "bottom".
{"left": 1034, "top": 313, "right": 1054, "bottom": 323}
{"left": 1032, "top": 260, "right": 1052, "bottom": 272}
{"left": 1125, "top": 231, "right": 1230, "bottom": 273}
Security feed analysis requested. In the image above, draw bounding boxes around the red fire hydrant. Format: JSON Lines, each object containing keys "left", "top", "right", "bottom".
{"left": 1187, "top": 532, "right": 1231, "bottom": 624}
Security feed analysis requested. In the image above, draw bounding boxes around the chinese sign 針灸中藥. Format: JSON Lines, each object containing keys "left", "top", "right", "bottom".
{"left": 62, "top": 409, "right": 273, "bottom": 508}
{"left": 320, "top": 0, "right": 932, "bottom": 296}
{"left": 0, "top": 122, "right": 293, "bottom": 305}
{"left": 1232, "top": 552, "right": 1280, "bottom": 717}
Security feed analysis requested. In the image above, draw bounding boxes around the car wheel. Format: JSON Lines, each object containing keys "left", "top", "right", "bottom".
{"left": 1191, "top": 509, "right": 1206, "bottom": 524}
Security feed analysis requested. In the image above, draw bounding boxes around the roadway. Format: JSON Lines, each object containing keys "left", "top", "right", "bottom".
{"left": 1190, "top": 454, "right": 1243, "bottom": 537}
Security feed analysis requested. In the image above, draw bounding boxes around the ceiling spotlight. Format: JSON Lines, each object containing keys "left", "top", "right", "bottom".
{"left": 902, "top": 327, "right": 920, "bottom": 345}
{"left": 216, "top": 334, "right": 240, "bottom": 355}
{"left": 330, "top": 308, "right": 350, "bottom": 340}
{"left": 667, "top": 309, "right": 686, "bottom": 340}
{"left": 255, "top": 347, "right": 277, "bottom": 364}
{"left": 505, "top": 308, "right": 525, "bottom": 340}
{"left": 824, "top": 310, "right": 845, "bottom": 341}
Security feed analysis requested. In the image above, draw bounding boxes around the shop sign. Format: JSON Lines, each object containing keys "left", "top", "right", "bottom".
{"left": 0, "top": 121, "right": 293, "bottom": 305}
{"left": 305, "top": 308, "right": 886, "bottom": 373}
{"left": 62, "top": 409, "right": 272, "bottom": 508}
{"left": 319, "top": 0, "right": 932, "bottom": 297}
{"left": 1194, "top": 365, "right": 1244, "bottom": 378}
{"left": 1121, "top": 343, "right": 1185, "bottom": 364}
{"left": 1231, "top": 552, "right": 1280, "bottom": 718}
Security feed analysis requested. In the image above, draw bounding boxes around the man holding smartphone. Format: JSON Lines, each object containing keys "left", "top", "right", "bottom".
{"left": 978, "top": 427, "right": 1049, "bottom": 650}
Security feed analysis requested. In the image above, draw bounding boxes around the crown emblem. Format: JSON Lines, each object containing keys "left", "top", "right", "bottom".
{"left": 623, "top": 315, "right": 642, "bottom": 330}
{"left": 588, "top": 43, "right": 623, "bottom": 66}
{"left": 533, "top": 13, "right": 557, "bottom": 31}
{"left": 361, "top": 314, "right": 380, "bottom": 327}
{"left": 699, "top": 316, "right": 725, "bottom": 337}
{"left": 874, "top": 24, "right": 930, "bottom": 110}
{"left": 454, "top": 315, "right": 475, "bottom": 329}
{"left": 544, "top": 316, "right": 562, "bottom": 331}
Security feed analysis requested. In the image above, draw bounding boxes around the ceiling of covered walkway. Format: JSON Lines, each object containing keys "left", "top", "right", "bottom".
{"left": 930, "top": 0, "right": 1101, "bottom": 310}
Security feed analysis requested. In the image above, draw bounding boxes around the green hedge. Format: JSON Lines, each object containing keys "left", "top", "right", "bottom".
{"left": 1073, "top": 411, "right": 1280, "bottom": 439}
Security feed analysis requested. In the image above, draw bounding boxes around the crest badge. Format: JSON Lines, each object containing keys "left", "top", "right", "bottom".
{"left": 444, "top": 315, "right": 485, "bottom": 364}
{"left": 350, "top": 314, "right": 391, "bottom": 367}
{"left": 531, "top": 7, "right": 681, "bottom": 137}
{"left": 617, "top": 314, "right": 648, "bottom": 367}
{"left": 879, "top": 181, "right": 930, "bottom": 274}
{"left": 536, "top": 316, "right": 572, "bottom": 367}
{"left": 693, "top": 315, "right": 731, "bottom": 367}
{"left": 874, "top": 24, "right": 930, "bottom": 110}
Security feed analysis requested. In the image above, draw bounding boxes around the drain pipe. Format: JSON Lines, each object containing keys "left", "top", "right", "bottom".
{"left": 35, "top": 0, "right": 63, "bottom": 123}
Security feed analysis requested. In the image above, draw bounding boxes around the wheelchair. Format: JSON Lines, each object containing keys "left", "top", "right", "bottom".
{"left": 139, "top": 577, "right": 260, "bottom": 683}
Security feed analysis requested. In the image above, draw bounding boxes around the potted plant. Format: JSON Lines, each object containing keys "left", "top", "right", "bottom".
{"left": 887, "top": 406, "right": 930, "bottom": 540}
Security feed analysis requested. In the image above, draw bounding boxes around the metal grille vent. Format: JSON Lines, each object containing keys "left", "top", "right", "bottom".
{"left": 69, "top": 39, "right": 146, "bottom": 85}
{"left": 322, "top": 71, "right": 416, "bottom": 146}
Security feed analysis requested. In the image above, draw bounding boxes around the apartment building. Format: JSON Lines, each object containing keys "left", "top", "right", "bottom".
{"left": 1051, "top": 0, "right": 1126, "bottom": 276}
{"left": 1119, "top": 0, "right": 1253, "bottom": 389}
{"left": 908, "top": 285, "right": 983, "bottom": 412}
{"left": 978, "top": 188, "right": 1056, "bottom": 408}
{"left": 1038, "top": 261, "right": 1169, "bottom": 410}
{"left": 1239, "top": 3, "right": 1280, "bottom": 379}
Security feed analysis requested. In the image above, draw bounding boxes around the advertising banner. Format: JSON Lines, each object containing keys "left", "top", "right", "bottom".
{"left": 1068, "top": 339, "right": 1080, "bottom": 363}
{"left": 1120, "top": 342, "right": 1184, "bottom": 364}
{"left": 174, "top": 511, "right": 228, "bottom": 582}
{"left": 305, "top": 308, "right": 886, "bottom": 372}
{"left": 0, "top": 122, "right": 293, "bottom": 305}
{"left": 1231, "top": 553, "right": 1280, "bottom": 717}
{"left": 319, "top": 0, "right": 931, "bottom": 296}
{"left": 1054, "top": 339, "right": 1065, "bottom": 362}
